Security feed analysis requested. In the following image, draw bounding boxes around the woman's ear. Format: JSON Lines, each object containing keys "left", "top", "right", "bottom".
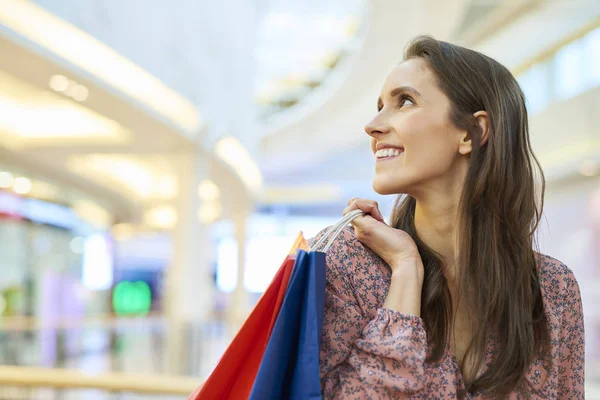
{"left": 458, "top": 110, "right": 489, "bottom": 156}
{"left": 473, "top": 110, "right": 490, "bottom": 146}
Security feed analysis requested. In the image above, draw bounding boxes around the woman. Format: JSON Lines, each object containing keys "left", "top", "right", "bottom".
{"left": 316, "top": 36, "right": 584, "bottom": 399}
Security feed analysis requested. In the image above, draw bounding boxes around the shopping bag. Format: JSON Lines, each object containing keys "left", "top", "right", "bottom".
{"left": 190, "top": 233, "right": 309, "bottom": 400}
{"left": 249, "top": 249, "right": 326, "bottom": 400}
{"left": 247, "top": 210, "right": 364, "bottom": 400}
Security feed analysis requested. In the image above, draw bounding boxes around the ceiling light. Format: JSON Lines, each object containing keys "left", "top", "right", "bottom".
{"left": 49, "top": 74, "right": 69, "bottom": 92}
{"left": 0, "top": 97, "right": 119, "bottom": 138}
{"left": 0, "top": 71, "right": 128, "bottom": 142}
{"left": 71, "top": 84, "right": 89, "bottom": 102}
{"left": 68, "top": 156, "right": 154, "bottom": 199}
{"left": 198, "top": 180, "right": 220, "bottom": 201}
{"left": 49, "top": 74, "right": 89, "bottom": 102}
{"left": 13, "top": 177, "right": 31, "bottom": 194}
{"left": 145, "top": 206, "right": 177, "bottom": 230}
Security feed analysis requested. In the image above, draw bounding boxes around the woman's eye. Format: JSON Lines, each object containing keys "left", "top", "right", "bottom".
{"left": 398, "top": 96, "right": 415, "bottom": 108}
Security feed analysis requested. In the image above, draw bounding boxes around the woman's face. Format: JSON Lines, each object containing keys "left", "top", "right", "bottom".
{"left": 366, "top": 57, "right": 467, "bottom": 197}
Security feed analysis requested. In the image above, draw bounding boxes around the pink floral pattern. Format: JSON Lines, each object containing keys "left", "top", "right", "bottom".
{"left": 314, "top": 227, "right": 585, "bottom": 399}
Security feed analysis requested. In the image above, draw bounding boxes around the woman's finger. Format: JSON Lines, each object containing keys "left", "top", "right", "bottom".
{"left": 343, "top": 199, "right": 366, "bottom": 216}
{"left": 350, "top": 199, "right": 384, "bottom": 222}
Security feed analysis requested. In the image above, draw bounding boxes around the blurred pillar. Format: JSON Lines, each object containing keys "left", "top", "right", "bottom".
{"left": 164, "top": 151, "right": 214, "bottom": 375}
{"left": 227, "top": 211, "right": 250, "bottom": 334}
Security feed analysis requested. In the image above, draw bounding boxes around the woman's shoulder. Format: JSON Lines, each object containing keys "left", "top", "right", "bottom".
{"left": 534, "top": 252, "right": 582, "bottom": 308}
{"left": 535, "top": 252, "right": 579, "bottom": 286}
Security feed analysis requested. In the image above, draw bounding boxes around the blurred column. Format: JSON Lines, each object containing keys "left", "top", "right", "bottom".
{"left": 164, "top": 151, "right": 214, "bottom": 375}
{"left": 227, "top": 210, "right": 250, "bottom": 334}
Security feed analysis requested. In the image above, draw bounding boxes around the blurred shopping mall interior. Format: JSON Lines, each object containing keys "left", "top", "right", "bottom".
{"left": 0, "top": 0, "right": 599, "bottom": 398}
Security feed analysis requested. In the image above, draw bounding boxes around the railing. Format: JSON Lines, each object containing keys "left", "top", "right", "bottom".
{"left": 0, "top": 365, "right": 199, "bottom": 396}
{"left": 0, "top": 314, "right": 230, "bottom": 399}
{"left": 0, "top": 314, "right": 230, "bottom": 378}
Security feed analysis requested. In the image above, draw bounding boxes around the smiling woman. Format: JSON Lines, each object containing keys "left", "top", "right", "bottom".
{"left": 317, "top": 35, "right": 585, "bottom": 399}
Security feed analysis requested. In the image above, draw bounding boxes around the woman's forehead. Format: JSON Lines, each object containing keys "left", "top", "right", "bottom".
{"left": 382, "top": 58, "right": 435, "bottom": 95}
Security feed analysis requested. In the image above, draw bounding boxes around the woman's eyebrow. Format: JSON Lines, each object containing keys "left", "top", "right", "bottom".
{"left": 377, "top": 86, "right": 422, "bottom": 109}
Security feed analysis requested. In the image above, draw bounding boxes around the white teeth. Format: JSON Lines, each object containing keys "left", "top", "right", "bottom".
{"left": 375, "top": 148, "right": 403, "bottom": 158}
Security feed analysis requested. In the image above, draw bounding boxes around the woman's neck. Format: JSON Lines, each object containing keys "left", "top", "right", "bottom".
{"left": 413, "top": 194, "right": 460, "bottom": 281}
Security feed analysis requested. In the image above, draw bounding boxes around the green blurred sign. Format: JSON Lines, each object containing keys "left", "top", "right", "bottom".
{"left": 112, "top": 281, "right": 152, "bottom": 316}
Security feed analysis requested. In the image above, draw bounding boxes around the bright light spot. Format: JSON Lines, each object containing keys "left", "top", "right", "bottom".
{"left": 49, "top": 74, "right": 69, "bottom": 92}
{"left": 0, "top": 87, "right": 126, "bottom": 139}
{"left": 244, "top": 236, "right": 298, "bottom": 293}
{"left": 13, "top": 177, "right": 31, "bottom": 194}
{"left": 0, "top": 172, "right": 14, "bottom": 189}
{"left": 69, "top": 156, "right": 154, "bottom": 199}
{"left": 82, "top": 234, "right": 113, "bottom": 290}
{"left": 144, "top": 205, "right": 177, "bottom": 229}
{"left": 70, "top": 236, "right": 85, "bottom": 253}
{"left": 72, "top": 84, "right": 89, "bottom": 102}
{"left": 216, "top": 238, "right": 238, "bottom": 292}
{"left": 198, "top": 180, "right": 220, "bottom": 201}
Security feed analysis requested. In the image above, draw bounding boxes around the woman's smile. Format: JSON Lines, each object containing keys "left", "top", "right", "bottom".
{"left": 375, "top": 150, "right": 404, "bottom": 162}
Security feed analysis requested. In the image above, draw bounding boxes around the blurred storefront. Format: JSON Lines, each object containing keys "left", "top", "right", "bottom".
{"left": 0, "top": 166, "right": 115, "bottom": 370}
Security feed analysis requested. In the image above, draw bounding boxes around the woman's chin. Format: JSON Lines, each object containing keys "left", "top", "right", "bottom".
{"left": 372, "top": 180, "right": 401, "bottom": 195}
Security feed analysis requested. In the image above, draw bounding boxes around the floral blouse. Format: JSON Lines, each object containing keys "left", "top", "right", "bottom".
{"left": 314, "top": 227, "right": 585, "bottom": 399}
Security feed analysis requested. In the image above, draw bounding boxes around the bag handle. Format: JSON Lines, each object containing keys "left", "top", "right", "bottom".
{"left": 310, "top": 209, "right": 364, "bottom": 253}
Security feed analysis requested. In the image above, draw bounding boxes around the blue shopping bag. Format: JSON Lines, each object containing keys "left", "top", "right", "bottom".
{"left": 249, "top": 249, "right": 326, "bottom": 400}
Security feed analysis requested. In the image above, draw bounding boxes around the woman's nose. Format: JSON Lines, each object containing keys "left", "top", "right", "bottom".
{"left": 364, "top": 118, "right": 392, "bottom": 138}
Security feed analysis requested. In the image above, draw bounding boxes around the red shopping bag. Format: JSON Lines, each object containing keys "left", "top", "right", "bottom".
{"left": 189, "top": 233, "right": 309, "bottom": 400}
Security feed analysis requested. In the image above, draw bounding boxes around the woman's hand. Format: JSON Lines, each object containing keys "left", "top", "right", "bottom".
{"left": 345, "top": 198, "right": 425, "bottom": 315}
{"left": 344, "top": 198, "right": 423, "bottom": 279}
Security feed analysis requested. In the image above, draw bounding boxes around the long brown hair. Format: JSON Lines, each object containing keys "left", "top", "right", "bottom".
{"left": 391, "top": 36, "right": 550, "bottom": 396}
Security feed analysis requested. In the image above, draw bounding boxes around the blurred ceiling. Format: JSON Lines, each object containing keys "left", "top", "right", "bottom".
{"left": 255, "top": 0, "right": 367, "bottom": 119}
{"left": 0, "top": 5, "right": 213, "bottom": 226}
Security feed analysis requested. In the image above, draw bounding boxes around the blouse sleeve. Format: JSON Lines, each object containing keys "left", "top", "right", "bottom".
{"left": 318, "top": 229, "right": 429, "bottom": 399}
{"left": 557, "top": 269, "right": 585, "bottom": 399}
